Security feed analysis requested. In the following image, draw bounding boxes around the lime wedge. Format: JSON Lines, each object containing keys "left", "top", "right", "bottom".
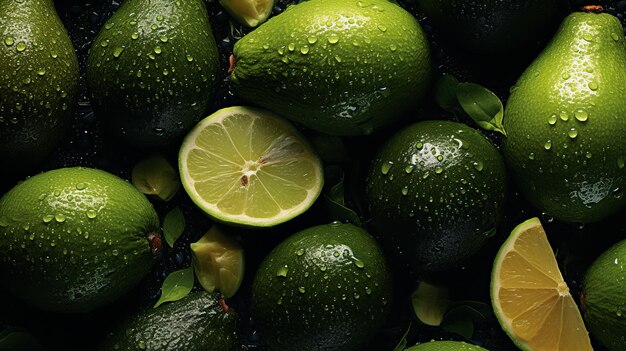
{"left": 491, "top": 218, "right": 592, "bottom": 351}
{"left": 179, "top": 106, "right": 323, "bottom": 227}
{"left": 131, "top": 155, "right": 180, "bottom": 201}
{"left": 191, "top": 225, "right": 244, "bottom": 298}
{"left": 219, "top": 0, "right": 275, "bottom": 27}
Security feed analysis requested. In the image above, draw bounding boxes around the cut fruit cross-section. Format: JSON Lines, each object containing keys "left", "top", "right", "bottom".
{"left": 179, "top": 106, "right": 323, "bottom": 227}
{"left": 491, "top": 217, "right": 592, "bottom": 351}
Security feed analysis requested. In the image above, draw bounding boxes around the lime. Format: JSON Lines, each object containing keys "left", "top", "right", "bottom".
{"left": 491, "top": 218, "right": 592, "bottom": 351}
{"left": 191, "top": 225, "right": 245, "bottom": 298}
{"left": 219, "top": 0, "right": 274, "bottom": 27}
{"left": 405, "top": 340, "right": 488, "bottom": 351}
{"left": 365, "top": 120, "right": 506, "bottom": 271}
{"left": 252, "top": 222, "right": 392, "bottom": 351}
{"left": 179, "top": 106, "right": 323, "bottom": 227}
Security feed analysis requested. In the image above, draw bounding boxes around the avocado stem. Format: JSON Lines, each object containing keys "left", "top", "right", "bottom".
{"left": 582, "top": 5, "right": 604, "bottom": 13}
{"left": 219, "top": 298, "right": 234, "bottom": 314}
{"left": 147, "top": 231, "right": 163, "bottom": 256}
{"left": 228, "top": 55, "right": 236, "bottom": 75}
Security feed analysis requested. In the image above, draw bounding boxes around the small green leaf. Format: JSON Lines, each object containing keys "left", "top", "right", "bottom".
{"left": 323, "top": 166, "right": 362, "bottom": 226}
{"left": 411, "top": 280, "right": 450, "bottom": 326}
{"left": 154, "top": 266, "right": 194, "bottom": 308}
{"left": 456, "top": 82, "right": 507, "bottom": 136}
{"left": 0, "top": 327, "right": 46, "bottom": 351}
{"left": 163, "top": 207, "right": 185, "bottom": 248}
{"left": 435, "top": 74, "right": 460, "bottom": 111}
{"left": 391, "top": 323, "right": 412, "bottom": 351}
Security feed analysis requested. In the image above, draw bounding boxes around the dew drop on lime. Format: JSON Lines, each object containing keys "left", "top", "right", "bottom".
{"left": 276, "top": 265, "right": 289, "bottom": 277}
{"left": 559, "top": 111, "right": 569, "bottom": 121}
{"left": 574, "top": 109, "right": 588, "bottom": 122}
{"left": 16, "top": 42, "right": 26, "bottom": 51}
{"left": 618, "top": 157, "right": 625, "bottom": 169}
{"left": 568, "top": 128, "right": 578, "bottom": 139}
{"left": 588, "top": 81, "right": 599, "bottom": 91}
{"left": 381, "top": 162, "right": 392, "bottom": 175}
{"left": 54, "top": 213, "right": 66, "bottom": 223}
{"left": 404, "top": 165, "right": 414, "bottom": 174}
{"left": 473, "top": 161, "right": 484, "bottom": 171}
{"left": 354, "top": 260, "right": 365, "bottom": 269}
{"left": 434, "top": 166, "right": 443, "bottom": 174}
{"left": 87, "top": 210, "right": 97, "bottom": 219}
{"left": 401, "top": 186, "right": 408, "bottom": 195}
{"left": 43, "top": 215, "right": 54, "bottom": 223}
{"left": 544, "top": 141, "right": 552, "bottom": 150}
{"left": 296, "top": 248, "right": 304, "bottom": 256}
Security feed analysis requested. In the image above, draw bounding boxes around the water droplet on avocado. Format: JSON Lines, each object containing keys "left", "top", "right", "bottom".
{"left": 54, "top": 214, "right": 66, "bottom": 223}
{"left": 559, "top": 111, "right": 569, "bottom": 121}
{"left": 401, "top": 186, "right": 408, "bottom": 195}
{"left": 296, "top": 248, "right": 305, "bottom": 256}
{"left": 404, "top": 165, "right": 414, "bottom": 174}
{"left": 618, "top": 157, "right": 625, "bottom": 169}
{"left": 16, "top": 42, "right": 26, "bottom": 52}
{"left": 327, "top": 35, "right": 339, "bottom": 44}
{"left": 544, "top": 141, "right": 552, "bottom": 150}
{"left": 113, "top": 47, "right": 124, "bottom": 58}
{"left": 354, "top": 260, "right": 365, "bottom": 269}
{"left": 87, "top": 210, "right": 97, "bottom": 219}
{"left": 574, "top": 109, "right": 588, "bottom": 122}
{"left": 568, "top": 128, "right": 578, "bottom": 139}
{"left": 4, "top": 38, "right": 14, "bottom": 46}
{"left": 381, "top": 162, "right": 392, "bottom": 175}
{"left": 43, "top": 215, "right": 54, "bottom": 223}
{"left": 276, "top": 265, "right": 289, "bottom": 277}
{"left": 588, "top": 81, "right": 599, "bottom": 91}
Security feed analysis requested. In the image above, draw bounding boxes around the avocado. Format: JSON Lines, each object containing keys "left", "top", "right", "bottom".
{"left": 252, "top": 222, "right": 392, "bottom": 351}
{"left": 582, "top": 238, "right": 626, "bottom": 351}
{"left": 230, "top": 0, "right": 431, "bottom": 136}
{"left": 101, "top": 291, "right": 239, "bottom": 351}
{"left": 86, "top": 0, "right": 220, "bottom": 148}
{"left": 0, "top": 167, "right": 161, "bottom": 313}
{"left": 0, "top": 0, "right": 79, "bottom": 176}
{"left": 417, "top": 0, "right": 565, "bottom": 56}
{"left": 365, "top": 121, "right": 507, "bottom": 271}
{"left": 502, "top": 11, "right": 626, "bottom": 223}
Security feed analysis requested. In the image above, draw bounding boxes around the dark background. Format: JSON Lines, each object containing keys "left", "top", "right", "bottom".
{"left": 1, "top": 0, "right": 626, "bottom": 350}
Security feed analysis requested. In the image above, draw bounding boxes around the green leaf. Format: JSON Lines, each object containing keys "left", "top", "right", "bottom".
{"left": 442, "top": 316, "right": 474, "bottom": 341}
{"left": 163, "top": 207, "right": 185, "bottom": 248}
{"left": 323, "top": 166, "right": 362, "bottom": 226}
{"left": 440, "top": 302, "right": 491, "bottom": 341}
{"left": 154, "top": 266, "right": 194, "bottom": 308}
{"left": 0, "top": 328, "right": 46, "bottom": 351}
{"left": 456, "top": 82, "right": 507, "bottom": 136}
{"left": 435, "top": 74, "right": 460, "bottom": 111}
{"left": 411, "top": 280, "right": 450, "bottom": 326}
{"left": 391, "top": 323, "right": 412, "bottom": 351}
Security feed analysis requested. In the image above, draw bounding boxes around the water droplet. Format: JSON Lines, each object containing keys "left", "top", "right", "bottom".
{"left": 276, "top": 297, "right": 283, "bottom": 305}
{"left": 528, "top": 153, "right": 535, "bottom": 160}
{"left": 320, "top": 265, "right": 327, "bottom": 271}
{"left": 37, "top": 69, "right": 45, "bottom": 76}
{"left": 151, "top": 24, "right": 158, "bottom": 30}
{"left": 401, "top": 186, "right": 408, "bottom": 195}
{"left": 87, "top": 210, "right": 97, "bottom": 219}
{"left": 612, "top": 33, "right": 621, "bottom": 41}
{"left": 588, "top": 81, "right": 598, "bottom": 91}
{"left": 16, "top": 42, "right": 26, "bottom": 52}
{"left": 76, "top": 182, "right": 86, "bottom": 190}
{"left": 288, "top": 43, "right": 295, "bottom": 51}
{"left": 276, "top": 265, "right": 289, "bottom": 277}
{"left": 377, "top": 24, "right": 387, "bottom": 32}
{"left": 4, "top": 38, "right": 14, "bottom": 46}
{"left": 586, "top": 152, "right": 592, "bottom": 159}
{"left": 186, "top": 55, "right": 194, "bottom": 62}
{"left": 568, "top": 128, "right": 578, "bottom": 139}
{"left": 105, "top": 23, "right": 114, "bottom": 30}
{"left": 334, "top": 55, "right": 342, "bottom": 63}
{"left": 574, "top": 109, "right": 588, "bottom": 122}
{"left": 138, "top": 340, "right": 146, "bottom": 350}
{"left": 354, "top": 260, "right": 365, "bottom": 269}
{"left": 131, "top": 33, "right": 139, "bottom": 40}
{"left": 112, "top": 249, "right": 119, "bottom": 256}
{"left": 473, "top": 161, "right": 484, "bottom": 172}
{"left": 296, "top": 248, "right": 304, "bottom": 256}
{"left": 43, "top": 215, "right": 54, "bottom": 223}
{"left": 328, "top": 35, "right": 339, "bottom": 44}
{"left": 561, "top": 72, "right": 570, "bottom": 80}
{"left": 434, "top": 166, "right": 443, "bottom": 174}
{"left": 548, "top": 114, "right": 557, "bottom": 125}
{"left": 113, "top": 47, "right": 124, "bottom": 58}
{"left": 299, "top": 45, "right": 309, "bottom": 55}
{"left": 404, "top": 165, "right": 414, "bottom": 174}
{"left": 544, "top": 141, "right": 552, "bottom": 150}
{"left": 54, "top": 214, "right": 66, "bottom": 223}
{"left": 153, "top": 46, "right": 162, "bottom": 54}
{"left": 583, "top": 33, "right": 593, "bottom": 41}
{"left": 559, "top": 111, "right": 569, "bottom": 121}
{"left": 160, "top": 36, "right": 168, "bottom": 43}
{"left": 277, "top": 46, "right": 285, "bottom": 55}
{"left": 100, "top": 41, "right": 109, "bottom": 47}
{"left": 307, "top": 36, "right": 317, "bottom": 44}
{"left": 298, "top": 286, "right": 305, "bottom": 293}
{"left": 381, "top": 162, "right": 392, "bottom": 175}
{"left": 389, "top": 44, "right": 397, "bottom": 51}
{"left": 618, "top": 157, "right": 625, "bottom": 169}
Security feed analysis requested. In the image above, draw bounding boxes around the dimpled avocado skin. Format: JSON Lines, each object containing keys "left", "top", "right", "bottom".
{"left": 231, "top": 0, "right": 431, "bottom": 136}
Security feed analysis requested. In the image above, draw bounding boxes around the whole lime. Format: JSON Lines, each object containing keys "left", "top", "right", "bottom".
{"left": 365, "top": 120, "right": 506, "bottom": 271}
{"left": 405, "top": 340, "right": 488, "bottom": 351}
{"left": 251, "top": 222, "right": 392, "bottom": 351}
{"left": 0, "top": 167, "right": 161, "bottom": 313}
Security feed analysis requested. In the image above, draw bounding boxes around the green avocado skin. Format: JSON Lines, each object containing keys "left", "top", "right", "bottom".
{"left": 417, "top": 0, "right": 564, "bottom": 56}
{"left": 86, "top": 0, "right": 220, "bottom": 148}
{"left": 0, "top": 0, "right": 79, "bottom": 175}
{"left": 231, "top": 0, "right": 431, "bottom": 136}
{"left": 0, "top": 167, "right": 160, "bottom": 313}
{"left": 583, "top": 239, "right": 626, "bottom": 351}
{"left": 102, "top": 291, "right": 240, "bottom": 351}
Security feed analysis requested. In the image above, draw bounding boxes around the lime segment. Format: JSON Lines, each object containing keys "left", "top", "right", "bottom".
{"left": 491, "top": 218, "right": 592, "bottom": 351}
{"left": 179, "top": 106, "right": 323, "bottom": 227}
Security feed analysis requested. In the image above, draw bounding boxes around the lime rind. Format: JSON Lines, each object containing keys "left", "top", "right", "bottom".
{"left": 179, "top": 106, "right": 323, "bottom": 227}
{"left": 219, "top": 0, "right": 275, "bottom": 27}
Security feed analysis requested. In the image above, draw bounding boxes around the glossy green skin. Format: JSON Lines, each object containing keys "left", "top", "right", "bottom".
{"left": 417, "top": 0, "right": 563, "bottom": 56}
{"left": 366, "top": 121, "right": 506, "bottom": 271}
{"left": 231, "top": 0, "right": 431, "bottom": 136}
{"left": 0, "top": 167, "right": 160, "bottom": 313}
{"left": 0, "top": 0, "right": 79, "bottom": 175}
{"left": 86, "top": 0, "right": 220, "bottom": 148}
{"left": 405, "top": 341, "right": 488, "bottom": 351}
{"left": 583, "top": 239, "right": 626, "bottom": 351}
{"left": 502, "top": 13, "right": 626, "bottom": 224}
{"left": 102, "top": 291, "right": 239, "bottom": 351}
{"left": 252, "top": 222, "right": 392, "bottom": 351}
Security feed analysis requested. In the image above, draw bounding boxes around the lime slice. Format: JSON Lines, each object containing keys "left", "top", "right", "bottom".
{"left": 179, "top": 106, "right": 323, "bottom": 227}
{"left": 191, "top": 225, "right": 244, "bottom": 298}
{"left": 219, "top": 0, "right": 275, "bottom": 27}
{"left": 491, "top": 218, "right": 592, "bottom": 351}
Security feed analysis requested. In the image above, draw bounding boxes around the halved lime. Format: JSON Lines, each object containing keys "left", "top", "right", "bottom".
{"left": 491, "top": 217, "right": 592, "bottom": 351}
{"left": 191, "top": 225, "right": 244, "bottom": 298}
{"left": 219, "top": 0, "right": 274, "bottom": 27}
{"left": 179, "top": 106, "right": 323, "bottom": 227}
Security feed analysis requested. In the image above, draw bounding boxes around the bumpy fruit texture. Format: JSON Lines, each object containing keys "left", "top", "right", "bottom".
{"left": 0, "top": 167, "right": 160, "bottom": 313}
{"left": 502, "top": 12, "right": 626, "bottom": 223}
{"left": 0, "top": 0, "right": 79, "bottom": 175}
{"left": 583, "top": 239, "right": 626, "bottom": 351}
{"left": 101, "top": 291, "right": 239, "bottom": 351}
{"left": 231, "top": 0, "right": 431, "bottom": 136}
{"left": 252, "top": 222, "right": 392, "bottom": 351}
{"left": 366, "top": 121, "right": 506, "bottom": 271}
{"left": 86, "top": 0, "right": 220, "bottom": 148}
